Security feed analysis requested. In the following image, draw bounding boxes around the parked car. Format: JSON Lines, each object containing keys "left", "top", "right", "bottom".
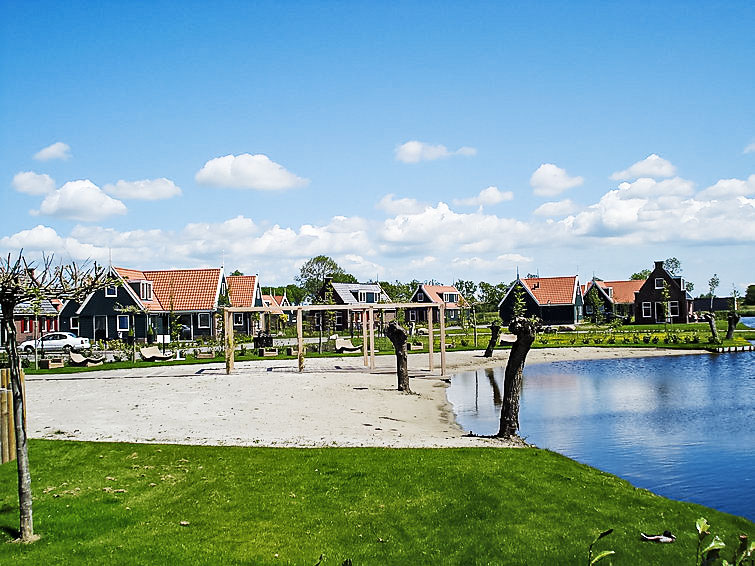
{"left": 20, "top": 332, "right": 91, "bottom": 354}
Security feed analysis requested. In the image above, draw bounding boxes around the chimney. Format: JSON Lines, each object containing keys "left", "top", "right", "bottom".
{"left": 654, "top": 260, "right": 664, "bottom": 270}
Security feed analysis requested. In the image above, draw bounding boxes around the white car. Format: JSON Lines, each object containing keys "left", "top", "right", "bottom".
{"left": 20, "top": 332, "right": 91, "bottom": 354}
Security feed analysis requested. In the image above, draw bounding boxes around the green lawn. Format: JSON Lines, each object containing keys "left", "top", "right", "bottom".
{"left": 0, "top": 441, "right": 751, "bottom": 565}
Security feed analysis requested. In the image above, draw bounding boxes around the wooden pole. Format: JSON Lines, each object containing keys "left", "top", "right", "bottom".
{"left": 428, "top": 306, "right": 434, "bottom": 371}
{"left": 296, "top": 308, "right": 304, "bottom": 372}
{"left": 1, "top": 369, "right": 8, "bottom": 464}
{"left": 439, "top": 304, "right": 447, "bottom": 376}
{"left": 224, "top": 309, "right": 234, "bottom": 375}
{"left": 362, "top": 309, "right": 368, "bottom": 366}
{"left": 369, "top": 306, "right": 376, "bottom": 370}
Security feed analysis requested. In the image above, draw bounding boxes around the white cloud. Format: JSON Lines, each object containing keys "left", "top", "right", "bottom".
{"left": 744, "top": 142, "right": 755, "bottom": 154}
{"left": 453, "top": 186, "right": 514, "bottom": 207}
{"left": 698, "top": 174, "right": 755, "bottom": 199}
{"left": 394, "top": 140, "right": 477, "bottom": 163}
{"left": 34, "top": 180, "right": 127, "bottom": 221}
{"left": 12, "top": 171, "right": 56, "bottom": 195}
{"left": 103, "top": 178, "right": 182, "bottom": 200}
{"left": 610, "top": 154, "right": 676, "bottom": 181}
{"left": 376, "top": 194, "right": 427, "bottom": 215}
{"left": 33, "top": 142, "right": 72, "bottom": 161}
{"left": 533, "top": 199, "right": 579, "bottom": 217}
{"left": 530, "top": 163, "right": 584, "bottom": 197}
{"left": 195, "top": 153, "right": 309, "bottom": 190}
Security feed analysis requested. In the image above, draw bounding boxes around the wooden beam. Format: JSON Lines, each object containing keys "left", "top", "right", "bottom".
{"left": 296, "top": 307, "right": 304, "bottom": 372}
{"left": 428, "top": 307, "right": 434, "bottom": 371}
{"left": 362, "top": 309, "right": 368, "bottom": 366}
{"left": 224, "top": 309, "right": 234, "bottom": 375}
{"left": 369, "top": 306, "right": 375, "bottom": 370}
{"left": 439, "top": 303, "right": 446, "bottom": 377}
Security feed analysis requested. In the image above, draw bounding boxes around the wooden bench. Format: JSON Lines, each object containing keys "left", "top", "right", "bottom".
{"left": 39, "top": 358, "right": 65, "bottom": 369}
{"left": 259, "top": 348, "right": 278, "bottom": 357}
{"left": 408, "top": 343, "right": 423, "bottom": 351}
{"left": 195, "top": 352, "right": 214, "bottom": 359}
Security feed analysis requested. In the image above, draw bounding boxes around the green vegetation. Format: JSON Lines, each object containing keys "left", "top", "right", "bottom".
{"left": 0, "top": 441, "right": 751, "bottom": 565}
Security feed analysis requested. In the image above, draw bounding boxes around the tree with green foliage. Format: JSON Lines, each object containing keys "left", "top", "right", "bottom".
{"left": 229, "top": 269, "right": 243, "bottom": 276}
{"left": 744, "top": 284, "right": 755, "bottom": 306}
{"left": 478, "top": 281, "right": 508, "bottom": 312}
{"left": 585, "top": 286, "right": 604, "bottom": 324}
{"left": 630, "top": 269, "right": 651, "bottom": 280}
{"left": 663, "top": 257, "right": 682, "bottom": 276}
{"left": 295, "top": 255, "right": 356, "bottom": 299}
{"left": 1, "top": 253, "right": 116, "bottom": 542}
{"left": 380, "top": 280, "right": 416, "bottom": 303}
{"left": 708, "top": 274, "right": 720, "bottom": 310}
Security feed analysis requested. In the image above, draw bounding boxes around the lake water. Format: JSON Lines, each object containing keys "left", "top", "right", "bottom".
{"left": 447, "top": 349, "right": 755, "bottom": 520}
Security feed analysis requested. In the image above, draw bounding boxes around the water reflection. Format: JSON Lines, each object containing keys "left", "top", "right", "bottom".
{"left": 447, "top": 353, "right": 755, "bottom": 520}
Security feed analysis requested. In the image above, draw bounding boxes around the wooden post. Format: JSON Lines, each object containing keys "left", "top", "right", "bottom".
{"left": 428, "top": 306, "right": 434, "bottom": 371}
{"left": 1, "top": 369, "right": 8, "bottom": 464}
{"left": 224, "top": 309, "right": 234, "bottom": 375}
{"left": 439, "top": 303, "right": 447, "bottom": 376}
{"left": 296, "top": 308, "right": 304, "bottom": 372}
{"left": 362, "top": 309, "right": 368, "bottom": 366}
{"left": 369, "top": 306, "right": 376, "bottom": 370}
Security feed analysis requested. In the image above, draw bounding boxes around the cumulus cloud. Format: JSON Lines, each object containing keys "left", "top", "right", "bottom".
{"left": 610, "top": 154, "right": 676, "bottom": 181}
{"left": 376, "top": 194, "right": 427, "bottom": 215}
{"left": 103, "top": 178, "right": 182, "bottom": 200}
{"left": 744, "top": 142, "right": 755, "bottom": 154}
{"left": 698, "top": 174, "right": 755, "bottom": 199}
{"left": 12, "top": 171, "right": 56, "bottom": 195}
{"left": 453, "top": 186, "right": 514, "bottom": 207}
{"left": 195, "top": 153, "right": 309, "bottom": 190}
{"left": 533, "top": 199, "right": 579, "bottom": 217}
{"left": 33, "top": 180, "right": 127, "bottom": 221}
{"left": 394, "top": 140, "right": 476, "bottom": 163}
{"left": 33, "top": 142, "right": 72, "bottom": 161}
{"left": 530, "top": 163, "right": 584, "bottom": 197}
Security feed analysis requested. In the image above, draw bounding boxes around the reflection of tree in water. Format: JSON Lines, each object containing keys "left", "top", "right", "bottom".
{"left": 486, "top": 367, "right": 502, "bottom": 407}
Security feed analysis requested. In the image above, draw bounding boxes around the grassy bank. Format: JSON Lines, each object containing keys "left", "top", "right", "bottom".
{"left": 1, "top": 441, "right": 751, "bottom": 565}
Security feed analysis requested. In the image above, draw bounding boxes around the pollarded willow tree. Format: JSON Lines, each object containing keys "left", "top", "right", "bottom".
{"left": 0, "top": 253, "right": 116, "bottom": 542}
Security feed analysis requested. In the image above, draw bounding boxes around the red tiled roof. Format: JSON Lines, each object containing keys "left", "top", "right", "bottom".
{"left": 598, "top": 280, "right": 646, "bottom": 305}
{"left": 420, "top": 285, "right": 464, "bottom": 308}
{"left": 521, "top": 276, "right": 578, "bottom": 305}
{"left": 262, "top": 294, "right": 284, "bottom": 315}
{"left": 114, "top": 267, "right": 163, "bottom": 311}
{"left": 143, "top": 268, "right": 222, "bottom": 311}
{"left": 115, "top": 267, "right": 148, "bottom": 281}
{"left": 226, "top": 275, "right": 257, "bottom": 308}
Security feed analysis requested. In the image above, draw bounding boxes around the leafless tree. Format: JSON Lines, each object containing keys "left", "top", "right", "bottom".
{"left": 385, "top": 321, "right": 411, "bottom": 392}
{"left": 497, "top": 316, "right": 539, "bottom": 438}
{"left": 0, "top": 253, "right": 116, "bottom": 542}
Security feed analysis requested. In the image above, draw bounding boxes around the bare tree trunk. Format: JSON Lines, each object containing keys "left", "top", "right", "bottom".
{"left": 497, "top": 317, "right": 537, "bottom": 438}
{"left": 726, "top": 312, "right": 740, "bottom": 340}
{"left": 705, "top": 313, "right": 720, "bottom": 343}
{"left": 484, "top": 321, "right": 501, "bottom": 358}
{"left": 385, "top": 321, "right": 410, "bottom": 392}
{"left": 1, "top": 301, "right": 35, "bottom": 542}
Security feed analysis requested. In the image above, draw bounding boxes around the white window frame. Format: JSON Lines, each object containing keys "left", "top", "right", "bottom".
{"left": 408, "top": 310, "right": 416, "bottom": 322}
{"left": 655, "top": 278, "right": 664, "bottom": 289}
{"left": 642, "top": 302, "right": 652, "bottom": 318}
{"left": 117, "top": 315, "right": 130, "bottom": 332}
{"left": 197, "top": 313, "right": 211, "bottom": 329}
{"left": 105, "top": 286, "right": 117, "bottom": 297}
{"left": 140, "top": 281, "right": 153, "bottom": 301}
{"left": 417, "top": 292, "right": 424, "bottom": 301}
{"left": 669, "top": 301, "right": 679, "bottom": 317}
{"left": 585, "top": 304, "right": 593, "bottom": 314}
{"left": 443, "top": 293, "right": 458, "bottom": 303}
{"left": 21, "top": 318, "right": 31, "bottom": 333}
{"left": 233, "top": 313, "right": 244, "bottom": 326}
{"left": 358, "top": 291, "right": 367, "bottom": 303}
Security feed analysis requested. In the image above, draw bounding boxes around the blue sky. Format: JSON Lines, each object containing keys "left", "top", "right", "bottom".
{"left": 1, "top": 1, "right": 754, "bottom": 294}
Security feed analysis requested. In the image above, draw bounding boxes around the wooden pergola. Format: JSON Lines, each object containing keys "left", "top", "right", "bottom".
{"left": 221, "top": 302, "right": 449, "bottom": 376}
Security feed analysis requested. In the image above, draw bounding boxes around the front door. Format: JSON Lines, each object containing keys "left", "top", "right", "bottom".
{"left": 94, "top": 315, "right": 108, "bottom": 340}
{"left": 654, "top": 302, "right": 666, "bottom": 323}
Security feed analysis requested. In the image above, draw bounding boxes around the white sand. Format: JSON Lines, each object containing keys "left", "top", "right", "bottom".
{"left": 25, "top": 347, "right": 707, "bottom": 448}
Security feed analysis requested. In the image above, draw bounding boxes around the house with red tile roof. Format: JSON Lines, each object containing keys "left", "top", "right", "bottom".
{"left": 499, "top": 275, "right": 584, "bottom": 325}
{"left": 407, "top": 284, "right": 465, "bottom": 324}
{"left": 583, "top": 278, "right": 646, "bottom": 322}
{"left": 226, "top": 275, "right": 264, "bottom": 335}
{"left": 59, "top": 266, "right": 226, "bottom": 342}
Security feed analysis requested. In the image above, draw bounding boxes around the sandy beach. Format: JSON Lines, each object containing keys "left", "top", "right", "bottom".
{"left": 25, "top": 347, "right": 708, "bottom": 448}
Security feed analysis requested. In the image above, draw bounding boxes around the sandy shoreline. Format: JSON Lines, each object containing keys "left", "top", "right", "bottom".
{"left": 25, "top": 347, "right": 710, "bottom": 448}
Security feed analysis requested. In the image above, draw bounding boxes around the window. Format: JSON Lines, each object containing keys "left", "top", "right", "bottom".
{"left": 669, "top": 301, "right": 679, "bottom": 317}
{"left": 117, "top": 315, "right": 130, "bottom": 331}
{"left": 21, "top": 318, "right": 31, "bottom": 333}
{"left": 233, "top": 313, "right": 244, "bottom": 326}
{"left": 198, "top": 313, "right": 211, "bottom": 328}
{"left": 358, "top": 291, "right": 367, "bottom": 303}
{"left": 140, "top": 282, "right": 153, "bottom": 301}
{"left": 585, "top": 304, "right": 593, "bottom": 314}
{"left": 70, "top": 317, "right": 79, "bottom": 331}
{"left": 655, "top": 278, "right": 664, "bottom": 289}
{"left": 417, "top": 292, "right": 424, "bottom": 301}
{"left": 642, "top": 302, "right": 652, "bottom": 318}
{"left": 408, "top": 310, "right": 416, "bottom": 322}
{"left": 443, "top": 293, "right": 458, "bottom": 303}
{"left": 105, "top": 286, "right": 117, "bottom": 297}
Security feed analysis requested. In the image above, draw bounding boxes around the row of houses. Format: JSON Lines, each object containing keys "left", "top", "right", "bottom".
{"left": 2, "top": 260, "right": 731, "bottom": 345}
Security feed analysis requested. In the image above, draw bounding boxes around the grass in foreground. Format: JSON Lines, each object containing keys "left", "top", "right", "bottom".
{"left": 0, "top": 441, "right": 752, "bottom": 565}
